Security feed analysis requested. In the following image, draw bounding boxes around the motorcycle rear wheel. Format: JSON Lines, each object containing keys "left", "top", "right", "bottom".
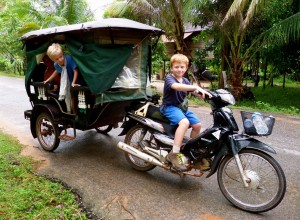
{"left": 124, "top": 125, "right": 156, "bottom": 171}
{"left": 217, "top": 148, "right": 286, "bottom": 213}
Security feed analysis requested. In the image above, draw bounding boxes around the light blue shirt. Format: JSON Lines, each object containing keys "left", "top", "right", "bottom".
{"left": 54, "top": 55, "right": 77, "bottom": 83}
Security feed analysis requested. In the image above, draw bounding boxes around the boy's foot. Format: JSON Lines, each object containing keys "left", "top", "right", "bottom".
{"left": 166, "top": 152, "right": 187, "bottom": 172}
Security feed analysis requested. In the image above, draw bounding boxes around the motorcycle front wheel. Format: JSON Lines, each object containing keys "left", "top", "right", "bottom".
{"left": 124, "top": 125, "right": 156, "bottom": 172}
{"left": 217, "top": 148, "right": 286, "bottom": 213}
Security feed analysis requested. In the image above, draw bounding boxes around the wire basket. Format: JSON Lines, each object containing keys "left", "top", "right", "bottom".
{"left": 240, "top": 111, "right": 275, "bottom": 136}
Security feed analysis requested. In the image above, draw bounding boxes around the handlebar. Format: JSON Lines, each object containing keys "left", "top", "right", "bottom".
{"left": 193, "top": 90, "right": 213, "bottom": 101}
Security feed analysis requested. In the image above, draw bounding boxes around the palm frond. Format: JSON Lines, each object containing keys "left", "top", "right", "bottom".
{"left": 129, "top": 0, "right": 155, "bottom": 11}
{"left": 17, "top": 22, "right": 41, "bottom": 37}
{"left": 41, "top": 15, "right": 68, "bottom": 28}
{"left": 261, "top": 12, "right": 300, "bottom": 47}
{"left": 244, "top": 12, "right": 300, "bottom": 62}
{"left": 127, "top": 0, "right": 157, "bottom": 17}
{"left": 221, "top": 0, "right": 245, "bottom": 25}
{"left": 105, "top": 1, "right": 129, "bottom": 18}
{"left": 242, "top": 0, "right": 265, "bottom": 30}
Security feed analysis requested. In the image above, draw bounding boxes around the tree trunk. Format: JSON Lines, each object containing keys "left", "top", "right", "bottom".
{"left": 230, "top": 57, "right": 243, "bottom": 100}
{"left": 170, "top": 0, "right": 184, "bottom": 53}
{"left": 263, "top": 58, "right": 267, "bottom": 89}
{"left": 254, "top": 57, "right": 260, "bottom": 87}
{"left": 219, "top": 37, "right": 230, "bottom": 89}
{"left": 267, "top": 64, "right": 274, "bottom": 86}
{"left": 14, "top": 62, "right": 17, "bottom": 75}
{"left": 231, "top": 70, "right": 243, "bottom": 99}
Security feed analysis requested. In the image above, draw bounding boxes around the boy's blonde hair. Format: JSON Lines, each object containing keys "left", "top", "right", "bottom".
{"left": 170, "top": 54, "right": 189, "bottom": 68}
{"left": 47, "top": 43, "right": 63, "bottom": 61}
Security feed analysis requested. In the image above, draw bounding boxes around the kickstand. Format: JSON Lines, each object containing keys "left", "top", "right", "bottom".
{"left": 59, "top": 127, "right": 76, "bottom": 141}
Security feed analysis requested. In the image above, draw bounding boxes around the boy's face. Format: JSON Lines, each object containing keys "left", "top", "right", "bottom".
{"left": 51, "top": 52, "right": 65, "bottom": 66}
{"left": 171, "top": 61, "right": 187, "bottom": 78}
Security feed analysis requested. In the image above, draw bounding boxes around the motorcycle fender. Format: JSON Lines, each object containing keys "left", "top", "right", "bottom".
{"left": 118, "top": 118, "right": 137, "bottom": 136}
{"left": 234, "top": 137, "right": 276, "bottom": 154}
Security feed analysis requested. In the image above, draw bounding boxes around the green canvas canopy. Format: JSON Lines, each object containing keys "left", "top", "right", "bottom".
{"left": 67, "top": 37, "right": 134, "bottom": 94}
{"left": 22, "top": 19, "right": 163, "bottom": 104}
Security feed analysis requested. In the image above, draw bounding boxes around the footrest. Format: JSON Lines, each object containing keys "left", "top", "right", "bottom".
{"left": 58, "top": 134, "right": 75, "bottom": 141}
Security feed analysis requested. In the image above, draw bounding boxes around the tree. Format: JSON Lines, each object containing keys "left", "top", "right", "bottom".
{"left": 187, "top": 0, "right": 233, "bottom": 88}
{"left": 0, "top": 0, "right": 94, "bottom": 74}
{"left": 105, "top": 0, "right": 201, "bottom": 55}
{"left": 190, "top": 0, "right": 299, "bottom": 98}
{"left": 0, "top": 0, "right": 42, "bottom": 74}
{"left": 220, "top": 0, "right": 300, "bottom": 98}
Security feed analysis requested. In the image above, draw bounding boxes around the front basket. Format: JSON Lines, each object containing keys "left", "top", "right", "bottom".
{"left": 240, "top": 111, "right": 275, "bottom": 136}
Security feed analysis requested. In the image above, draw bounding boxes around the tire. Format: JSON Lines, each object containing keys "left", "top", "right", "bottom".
{"left": 124, "top": 125, "right": 156, "bottom": 171}
{"left": 36, "top": 112, "right": 60, "bottom": 152}
{"left": 95, "top": 125, "right": 113, "bottom": 134}
{"left": 217, "top": 148, "right": 286, "bottom": 213}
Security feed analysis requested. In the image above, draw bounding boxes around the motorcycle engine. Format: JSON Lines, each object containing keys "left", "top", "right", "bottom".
{"left": 193, "top": 158, "right": 212, "bottom": 171}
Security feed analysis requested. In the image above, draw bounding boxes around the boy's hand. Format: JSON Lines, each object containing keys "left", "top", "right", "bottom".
{"left": 193, "top": 86, "right": 212, "bottom": 99}
{"left": 72, "top": 83, "right": 81, "bottom": 87}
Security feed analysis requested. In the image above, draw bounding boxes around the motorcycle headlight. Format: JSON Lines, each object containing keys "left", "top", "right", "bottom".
{"left": 216, "top": 89, "right": 236, "bottom": 105}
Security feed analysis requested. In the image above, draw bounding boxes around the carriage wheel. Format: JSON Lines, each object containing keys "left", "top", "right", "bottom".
{"left": 36, "top": 112, "right": 60, "bottom": 152}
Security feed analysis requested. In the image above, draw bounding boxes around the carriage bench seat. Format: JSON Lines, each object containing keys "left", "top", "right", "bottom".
{"left": 31, "top": 81, "right": 59, "bottom": 100}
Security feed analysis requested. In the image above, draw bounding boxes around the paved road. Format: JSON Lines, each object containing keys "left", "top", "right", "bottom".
{"left": 1, "top": 76, "right": 300, "bottom": 220}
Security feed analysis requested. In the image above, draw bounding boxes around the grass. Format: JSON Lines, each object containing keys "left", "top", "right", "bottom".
{"left": 236, "top": 85, "right": 300, "bottom": 115}
{"left": 0, "top": 71, "right": 24, "bottom": 78}
{"left": 0, "top": 130, "right": 87, "bottom": 220}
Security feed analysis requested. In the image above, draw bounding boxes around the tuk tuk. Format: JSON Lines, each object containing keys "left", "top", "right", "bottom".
{"left": 22, "top": 18, "right": 163, "bottom": 151}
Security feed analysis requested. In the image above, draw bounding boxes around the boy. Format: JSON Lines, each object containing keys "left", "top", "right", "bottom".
{"left": 44, "top": 43, "right": 81, "bottom": 113}
{"left": 160, "top": 54, "right": 211, "bottom": 171}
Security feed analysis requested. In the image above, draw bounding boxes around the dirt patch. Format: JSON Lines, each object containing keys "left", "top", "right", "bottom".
{"left": 0, "top": 118, "right": 50, "bottom": 171}
{"left": 21, "top": 144, "right": 50, "bottom": 170}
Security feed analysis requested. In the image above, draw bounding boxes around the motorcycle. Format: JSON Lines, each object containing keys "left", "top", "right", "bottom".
{"left": 117, "top": 89, "right": 286, "bottom": 213}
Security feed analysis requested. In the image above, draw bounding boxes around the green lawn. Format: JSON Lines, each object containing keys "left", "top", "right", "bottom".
{"left": 0, "top": 130, "right": 87, "bottom": 219}
{"left": 236, "top": 85, "right": 300, "bottom": 116}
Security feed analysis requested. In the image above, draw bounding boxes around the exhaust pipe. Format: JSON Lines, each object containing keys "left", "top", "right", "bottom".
{"left": 117, "top": 141, "right": 165, "bottom": 167}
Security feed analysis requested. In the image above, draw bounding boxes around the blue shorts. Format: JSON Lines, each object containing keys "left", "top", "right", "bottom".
{"left": 160, "top": 105, "right": 200, "bottom": 126}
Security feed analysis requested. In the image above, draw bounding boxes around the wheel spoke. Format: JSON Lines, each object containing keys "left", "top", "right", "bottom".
{"left": 218, "top": 149, "right": 286, "bottom": 212}
{"left": 36, "top": 113, "right": 60, "bottom": 151}
{"left": 124, "top": 125, "right": 156, "bottom": 171}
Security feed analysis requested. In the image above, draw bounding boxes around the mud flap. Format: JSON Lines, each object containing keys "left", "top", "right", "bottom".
{"left": 206, "top": 146, "right": 229, "bottom": 178}
{"left": 118, "top": 118, "right": 137, "bottom": 136}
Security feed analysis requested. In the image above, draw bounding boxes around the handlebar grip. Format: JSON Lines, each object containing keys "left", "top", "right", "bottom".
{"left": 193, "top": 90, "right": 212, "bottom": 100}
{"left": 193, "top": 90, "right": 201, "bottom": 95}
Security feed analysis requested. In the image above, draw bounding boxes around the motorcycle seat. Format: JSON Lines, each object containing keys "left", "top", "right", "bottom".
{"left": 146, "top": 105, "right": 170, "bottom": 123}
